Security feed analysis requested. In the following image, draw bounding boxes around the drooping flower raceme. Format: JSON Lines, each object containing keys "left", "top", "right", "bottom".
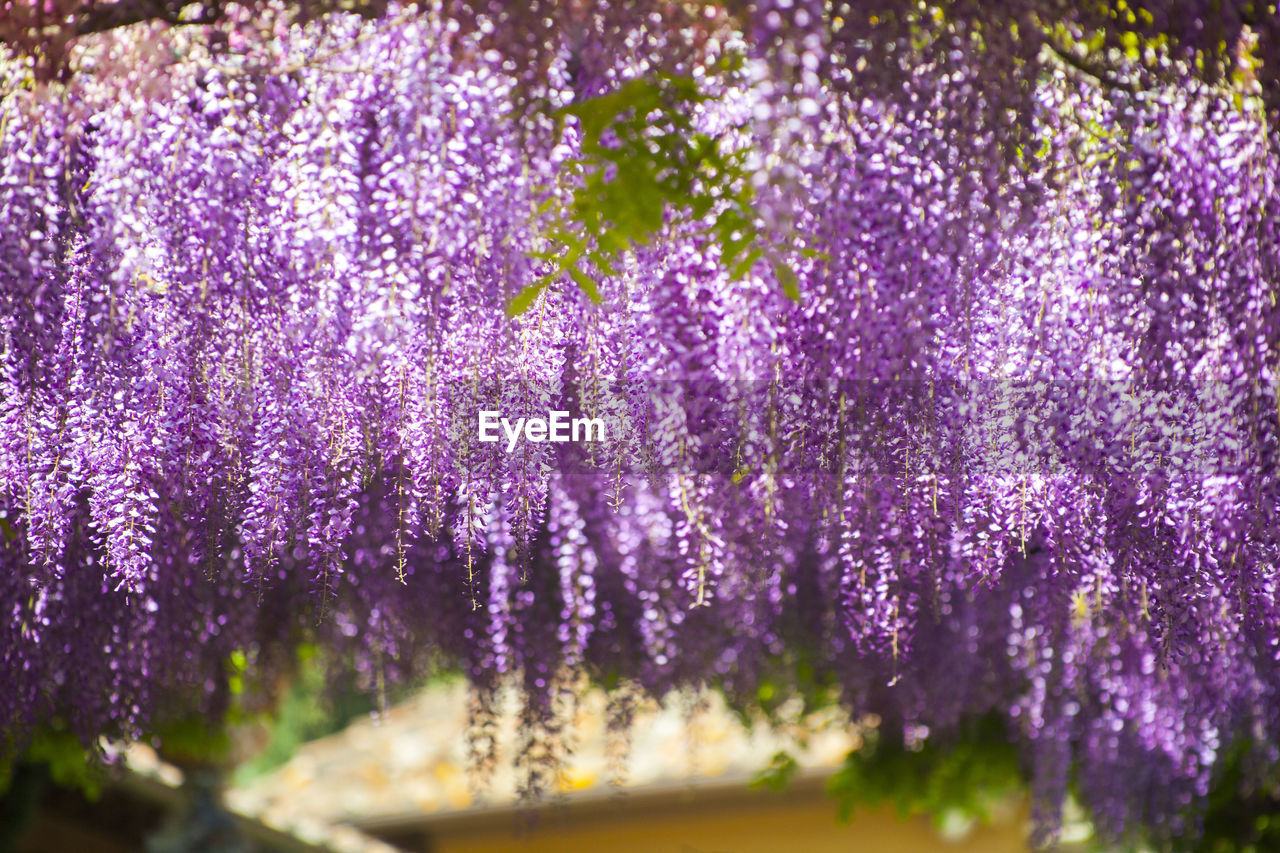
{"left": 1, "top": 5, "right": 1278, "bottom": 845}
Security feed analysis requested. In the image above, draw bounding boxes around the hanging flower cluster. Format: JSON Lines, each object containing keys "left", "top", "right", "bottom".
{"left": 1, "top": 2, "right": 1278, "bottom": 844}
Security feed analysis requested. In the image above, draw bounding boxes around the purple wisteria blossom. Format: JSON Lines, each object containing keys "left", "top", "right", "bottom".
{"left": 1, "top": 4, "right": 1278, "bottom": 845}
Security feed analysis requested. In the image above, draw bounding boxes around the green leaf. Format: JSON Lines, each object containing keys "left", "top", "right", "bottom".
{"left": 772, "top": 259, "right": 802, "bottom": 302}
{"left": 507, "top": 278, "right": 551, "bottom": 316}
{"left": 751, "top": 750, "right": 800, "bottom": 792}
{"left": 730, "top": 247, "right": 765, "bottom": 280}
{"left": 598, "top": 229, "right": 629, "bottom": 255}
{"left": 594, "top": 253, "right": 621, "bottom": 277}
{"left": 18, "top": 729, "right": 101, "bottom": 800}
{"left": 568, "top": 266, "right": 602, "bottom": 303}
{"left": 689, "top": 194, "right": 715, "bottom": 219}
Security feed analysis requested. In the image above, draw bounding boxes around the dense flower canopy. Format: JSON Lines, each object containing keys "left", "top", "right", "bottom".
{"left": 2, "top": 1, "right": 1279, "bottom": 845}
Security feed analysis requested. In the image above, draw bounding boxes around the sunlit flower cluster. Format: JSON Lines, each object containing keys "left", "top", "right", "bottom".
{"left": 1, "top": 3, "right": 1278, "bottom": 843}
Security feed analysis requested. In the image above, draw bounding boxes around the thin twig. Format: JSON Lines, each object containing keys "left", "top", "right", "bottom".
{"left": 1044, "top": 40, "right": 1140, "bottom": 95}
{"left": 219, "top": 7, "right": 421, "bottom": 78}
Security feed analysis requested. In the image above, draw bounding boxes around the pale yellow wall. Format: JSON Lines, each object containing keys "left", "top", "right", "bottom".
{"left": 428, "top": 797, "right": 1030, "bottom": 853}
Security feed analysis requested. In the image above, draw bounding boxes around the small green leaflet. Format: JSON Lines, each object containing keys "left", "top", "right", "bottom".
{"left": 511, "top": 70, "right": 807, "bottom": 315}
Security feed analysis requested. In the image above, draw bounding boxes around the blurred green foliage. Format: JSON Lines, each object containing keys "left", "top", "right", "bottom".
{"left": 825, "top": 715, "right": 1024, "bottom": 829}
{"left": 1189, "top": 739, "right": 1280, "bottom": 853}
{"left": 513, "top": 68, "right": 803, "bottom": 315}
{"left": 751, "top": 749, "right": 800, "bottom": 793}
{"left": 233, "top": 644, "right": 384, "bottom": 784}
{"left": 0, "top": 727, "right": 102, "bottom": 800}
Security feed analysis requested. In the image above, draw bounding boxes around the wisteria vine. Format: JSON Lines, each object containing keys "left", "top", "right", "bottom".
{"left": 2, "top": 2, "right": 1279, "bottom": 846}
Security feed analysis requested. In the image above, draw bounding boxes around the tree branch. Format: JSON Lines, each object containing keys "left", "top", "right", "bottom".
{"left": 72, "top": 0, "right": 220, "bottom": 38}
{"left": 1044, "top": 39, "right": 1139, "bottom": 95}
